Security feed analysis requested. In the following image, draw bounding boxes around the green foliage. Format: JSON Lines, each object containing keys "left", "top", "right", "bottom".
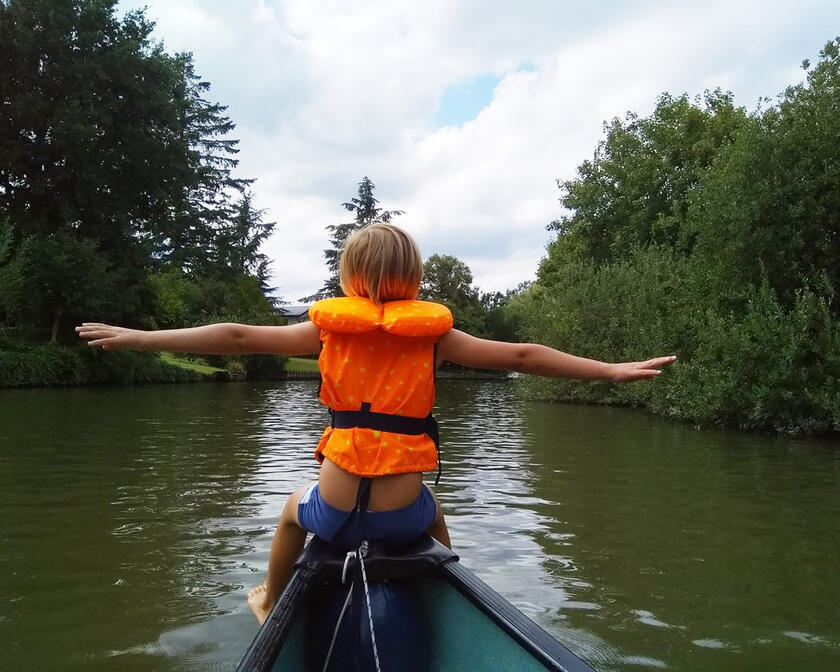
{"left": 659, "top": 280, "right": 840, "bottom": 433}
{"left": 212, "top": 191, "right": 276, "bottom": 292}
{"left": 0, "top": 339, "right": 203, "bottom": 387}
{"left": 481, "top": 283, "right": 530, "bottom": 342}
{"left": 78, "top": 348, "right": 204, "bottom": 385}
{"left": 187, "top": 274, "right": 276, "bottom": 324}
{"left": 14, "top": 232, "right": 112, "bottom": 342}
{"left": 0, "top": 0, "right": 181, "bottom": 243}
{"left": 149, "top": 269, "right": 280, "bottom": 329}
{"left": 0, "top": 218, "right": 23, "bottom": 324}
{"left": 552, "top": 90, "right": 747, "bottom": 264}
{"left": 518, "top": 247, "right": 698, "bottom": 407}
{"left": 420, "top": 254, "right": 489, "bottom": 337}
{"left": 158, "top": 55, "right": 254, "bottom": 275}
{"left": 148, "top": 270, "right": 193, "bottom": 328}
{"left": 0, "top": 218, "right": 12, "bottom": 265}
{"left": 0, "top": 0, "right": 276, "bottom": 344}
{"left": 519, "top": 39, "right": 840, "bottom": 434}
{"left": 0, "top": 341, "right": 84, "bottom": 386}
{"left": 147, "top": 267, "right": 286, "bottom": 378}
{"left": 689, "top": 39, "right": 840, "bottom": 311}
{"left": 243, "top": 354, "right": 289, "bottom": 381}
{"left": 519, "top": 250, "right": 840, "bottom": 433}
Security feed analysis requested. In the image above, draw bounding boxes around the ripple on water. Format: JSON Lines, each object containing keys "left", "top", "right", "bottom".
{"left": 619, "top": 655, "right": 668, "bottom": 668}
{"left": 632, "top": 609, "right": 678, "bottom": 629}
{"left": 782, "top": 631, "right": 833, "bottom": 646}
{"left": 692, "top": 638, "right": 731, "bottom": 649}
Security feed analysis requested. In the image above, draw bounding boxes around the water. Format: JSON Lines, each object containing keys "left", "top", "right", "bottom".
{"left": 1, "top": 381, "right": 838, "bottom": 671}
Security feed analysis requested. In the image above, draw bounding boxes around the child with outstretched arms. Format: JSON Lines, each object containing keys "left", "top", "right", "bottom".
{"left": 78, "top": 223, "right": 675, "bottom": 623}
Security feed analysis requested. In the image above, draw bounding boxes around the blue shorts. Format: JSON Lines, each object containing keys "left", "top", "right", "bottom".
{"left": 297, "top": 483, "right": 437, "bottom": 548}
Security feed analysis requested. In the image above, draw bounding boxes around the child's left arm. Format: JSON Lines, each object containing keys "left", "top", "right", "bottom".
{"left": 437, "top": 329, "right": 675, "bottom": 381}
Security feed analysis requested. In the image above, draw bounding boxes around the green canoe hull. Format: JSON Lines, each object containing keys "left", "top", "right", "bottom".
{"left": 237, "top": 536, "right": 595, "bottom": 672}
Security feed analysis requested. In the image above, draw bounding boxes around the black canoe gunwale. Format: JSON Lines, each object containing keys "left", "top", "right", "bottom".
{"left": 236, "top": 536, "right": 595, "bottom": 672}
{"left": 235, "top": 562, "right": 316, "bottom": 671}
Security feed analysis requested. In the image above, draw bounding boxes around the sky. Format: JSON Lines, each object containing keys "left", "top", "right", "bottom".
{"left": 117, "top": 0, "right": 840, "bottom": 302}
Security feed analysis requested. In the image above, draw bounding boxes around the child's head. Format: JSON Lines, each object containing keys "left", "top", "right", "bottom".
{"left": 339, "top": 223, "right": 422, "bottom": 303}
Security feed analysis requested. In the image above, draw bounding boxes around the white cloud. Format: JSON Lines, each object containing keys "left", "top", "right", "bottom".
{"left": 137, "top": 0, "right": 235, "bottom": 52}
{"left": 118, "top": 0, "right": 839, "bottom": 301}
{"left": 253, "top": 0, "right": 276, "bottom": 24}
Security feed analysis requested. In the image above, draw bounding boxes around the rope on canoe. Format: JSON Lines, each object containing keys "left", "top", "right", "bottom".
{"left": 358, "top": 543, "right": 382, "bottom": 672}
{"left": 324, "top": 545, "right": 381, "bottom": 672}
{"left": 322, "top": 582, "right": 353, "bottom": 672}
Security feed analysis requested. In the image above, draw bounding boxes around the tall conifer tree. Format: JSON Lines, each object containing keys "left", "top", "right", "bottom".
{"left": 306, "top": 177, "right": 403, "bottom": 299}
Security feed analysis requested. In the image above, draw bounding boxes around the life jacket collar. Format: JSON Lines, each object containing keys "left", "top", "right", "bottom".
{"left": 309, "top": 296, "right": 452, "bottom": 337}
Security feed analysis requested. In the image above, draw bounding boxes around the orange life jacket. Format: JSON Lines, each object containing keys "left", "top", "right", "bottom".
{"left": 309, "top": 296, "right": 453, "bottom": 478}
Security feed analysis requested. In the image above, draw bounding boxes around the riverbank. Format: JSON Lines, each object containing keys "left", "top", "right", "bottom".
{"left": 0, "top": 340, "right": 300, "bottom": 388}
{"left": 0, "top": 339, "right": 508, "bottom": 388}
{"left": 0, "top": 341, "right": 205, "bottom": 388}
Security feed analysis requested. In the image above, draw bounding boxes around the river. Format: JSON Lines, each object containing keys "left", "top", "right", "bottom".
{"left": 1, "top": 380, "right": 838, "bottom": 671}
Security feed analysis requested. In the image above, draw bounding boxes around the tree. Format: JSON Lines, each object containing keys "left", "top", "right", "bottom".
{"left": 0, "top": 0, "right": 184, "bottom": 328}
{"left": 148, "top": 268, "right": 277, "bottom": 329}
{"left": 0, "top": 0, "right": 273, "bottom": 336}
{"left": 16, "top": 232, "right": 112, "bottom": 342}
{"left": 157, "top": 54, "right": 253, "bottom": 275}
{"left": 0, "top": 2, "right": 183, "bottom": 244}
{"left": 0, "top": 218, "right": 21, "bottom": 325}
{"left": 209, "top": 191, "right": 275, "bottom": 292}
{"left": 421, "top": 254, "right": 476, "bottom": 305}
{"left": 689, "top": 38, "right": 840, "bottom": 312}
{"left": 548, "top": 90, "right": 747, "bottom": 266}
{"left": 420, "top": 254, "right": 488, "bottom": 336}
{"left": 310, "top": 177, "right": 403, "bottom": 299}
{"left": 481, "top": 282, "right": 531, "bottom": 342}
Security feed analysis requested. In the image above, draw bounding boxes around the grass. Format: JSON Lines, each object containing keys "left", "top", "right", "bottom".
{"left": 286, "top": 356, "right": 320, "bottom": 372}
{"left": 161, "top": 352, "right": 319, "bottom": 375}
{"left": 160, "top": 352, "right": 224, "bottom": 375}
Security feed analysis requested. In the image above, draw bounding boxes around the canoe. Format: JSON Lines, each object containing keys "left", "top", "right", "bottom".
{"left": 236, "top": 535, "right": 596, "bottom": 672}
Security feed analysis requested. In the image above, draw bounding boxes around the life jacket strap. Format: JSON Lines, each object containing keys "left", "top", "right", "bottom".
{"left": 330, "top": 402, "right": 443, "bottom": 486}
{"left": 332, "top": 477, "right": 372, "bottom": 548}
{"left": 330, "top": 403, "right": 430, "bottom": 435}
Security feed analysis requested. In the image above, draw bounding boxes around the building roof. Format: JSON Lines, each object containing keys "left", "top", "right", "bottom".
{"left": 278, "top": 304, "right": 312, "bottom": 317}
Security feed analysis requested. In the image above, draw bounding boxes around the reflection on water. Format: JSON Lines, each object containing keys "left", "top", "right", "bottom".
{"left": 1, "top": 381, "right": 839, "bottom": 671}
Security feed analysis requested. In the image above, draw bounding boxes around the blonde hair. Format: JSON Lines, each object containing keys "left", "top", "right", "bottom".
{"left": 339, "top": 223, "right": 422, "bottom": 303}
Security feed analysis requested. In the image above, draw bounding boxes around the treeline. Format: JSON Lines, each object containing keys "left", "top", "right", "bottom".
{"left": 508, "top": 40, "right": 840, "bottom": 434}
{"left": 0, "top": 1, "right": 283, "bottom": 386}
{"left": 309, "top": 176, "right": 522, "bottom": 343}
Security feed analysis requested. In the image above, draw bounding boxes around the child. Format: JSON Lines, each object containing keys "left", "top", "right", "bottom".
{"left": 77, "top": 223, "right": 675, "bottom": 625}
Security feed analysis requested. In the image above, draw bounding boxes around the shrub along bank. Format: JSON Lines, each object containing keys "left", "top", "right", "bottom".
{"left": 508, "top": 42, "right": 840, "bottom": 435}
{"left": 0, "top": 336, "right": 295, "bottom": 388}
{"left": 0, "top": 337, "right": 204, "bottom": 387}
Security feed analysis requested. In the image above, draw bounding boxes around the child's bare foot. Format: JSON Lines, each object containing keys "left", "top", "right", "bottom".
{"left": 247, "top": 582, "right": 273, "bottom": 625}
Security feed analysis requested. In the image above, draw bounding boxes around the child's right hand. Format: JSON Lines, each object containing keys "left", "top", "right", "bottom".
{"left": 76, "top": 323, "right": 147, "bottom": 351}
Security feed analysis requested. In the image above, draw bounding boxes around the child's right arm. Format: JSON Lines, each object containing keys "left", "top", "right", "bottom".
{"left": 436, "top": 329, "right": 675, "bottom": 382}
{"left": 76, "top": 321, "right": 322, "bottom": 356}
